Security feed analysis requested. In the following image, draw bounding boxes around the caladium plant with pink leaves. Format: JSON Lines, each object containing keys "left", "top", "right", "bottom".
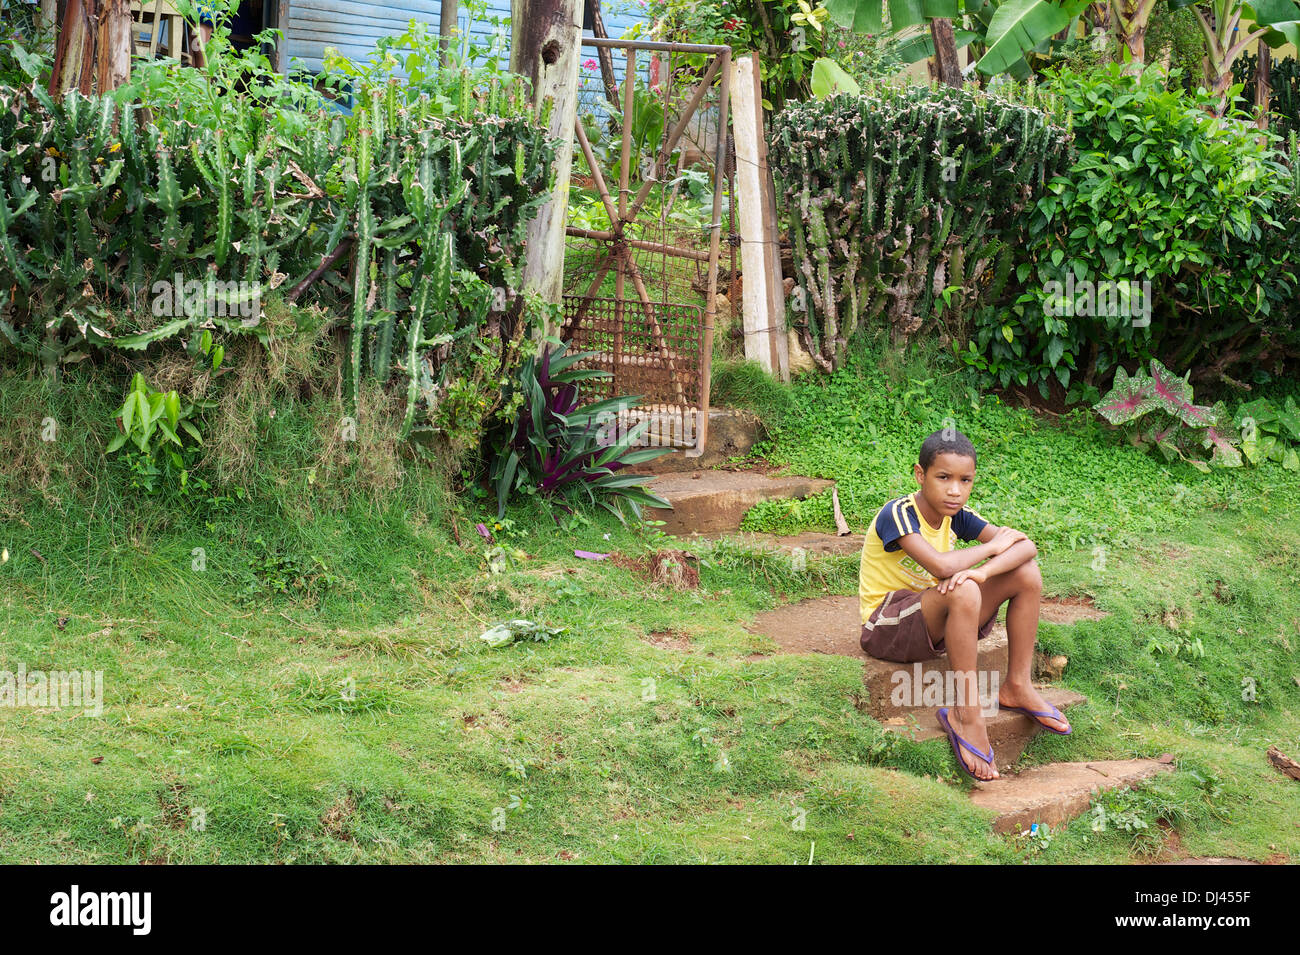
{"left": 1094, "top": 359, "right": 1242, "bottom": 471}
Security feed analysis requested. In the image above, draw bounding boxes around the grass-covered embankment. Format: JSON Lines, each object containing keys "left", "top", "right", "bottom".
{"left": 1, "top": 335, "right": 1297, "bottom": 862}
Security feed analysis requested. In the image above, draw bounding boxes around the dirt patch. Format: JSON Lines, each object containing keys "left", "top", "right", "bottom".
{"left": 1212, "top": 579, "right": 1235, "bottom": 604}
{"left": 644, "top": 629, "right": 693, "bottom": 651}
{"left": 1040, "top": 596, "right": 1108, "bottom": 624}
{"left": 612, "top": 551, "right": 700, "bottom": 590}
{"left": 321, "top": 791, "right": 358, "bottom": 841}
{"left": 1155, "top": 856, "right": 1264, "bottom": 865}
{"left": 156, "top": 781, "right": 191, "bottom": 831}
{"left": 709, "top": 457, "right": 786, "bottom": 476}
{"left": 744, "top": 595, "right": 865, "bottom": 657}
{"left": 498, "top": 678, "right": 527, "bottom": 694}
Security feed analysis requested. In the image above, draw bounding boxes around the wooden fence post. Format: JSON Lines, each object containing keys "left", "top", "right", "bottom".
{"left": 511, "top": 0, "right": 583, "bottom": 335}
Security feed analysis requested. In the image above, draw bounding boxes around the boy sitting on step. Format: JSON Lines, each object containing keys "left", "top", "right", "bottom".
{"left": 859, "top": 429, "right": 1070, "bottom": 782}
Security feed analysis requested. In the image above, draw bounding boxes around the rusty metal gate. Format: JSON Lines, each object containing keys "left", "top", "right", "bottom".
{"left": 562, "top": 37, "right": 733, "bottom": 457}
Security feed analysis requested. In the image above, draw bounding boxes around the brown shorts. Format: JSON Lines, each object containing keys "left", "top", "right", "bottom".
{"left": 860, "top": 588, "right": 997, "bottom": 663}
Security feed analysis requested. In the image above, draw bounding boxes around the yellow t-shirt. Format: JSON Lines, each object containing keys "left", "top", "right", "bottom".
{"left": 859, "top": 492, "right": 989, "bottom": 624}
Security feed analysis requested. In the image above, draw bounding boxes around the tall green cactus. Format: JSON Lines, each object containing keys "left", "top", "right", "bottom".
{"left": 0, "top": 69, "right": 556, "bottom": 435}
{"left": 770, "top": 83, "right": 1072, "bottom": 371}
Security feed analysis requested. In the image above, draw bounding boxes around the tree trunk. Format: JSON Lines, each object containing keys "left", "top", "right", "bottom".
{"left": 1113, "top": 0, "right": 1147, "bottom": 74}
{"left": 49, "top": 0, "right": 132, "bottom": 95}
{"left": 440, "top": 0, "right": 459, "bottom": 67}
{"left": 50, "top": 0, "right": 97, "bottom": 95}
{"left": 586, "top": 0, "right": 620, "bottom": 108}
{"left": 511, "top": 0, "right": 583, "bottom": 319}
{"left": 38, "top": 0, "right": 58, "bottom": 49}
{"left": 1209, "top": 67, "right": 1234, "bottom": 115}
{"left": 1121, "top": 29, "right": 1144, "bottom": 73}
{"left": 930, "top": 18, "right": 963, "bottom": 88}
{"left": 1255, "top": 40, "right": 1271, "bottom": 131}
{"left": 97, "top": 0, "right": 132, "bottom": 92}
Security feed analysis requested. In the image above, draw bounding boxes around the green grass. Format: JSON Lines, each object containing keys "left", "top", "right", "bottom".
{"left": 1, "top": 338, "right": 1297, "bottom": 863}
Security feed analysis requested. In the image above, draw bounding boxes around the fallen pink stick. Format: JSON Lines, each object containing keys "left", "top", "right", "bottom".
{"left": 574, "top": 550, "right": 610, "bottom": 560}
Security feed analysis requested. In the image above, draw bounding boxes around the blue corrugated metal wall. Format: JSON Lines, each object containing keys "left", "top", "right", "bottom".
{"left": 282, "top": 1, "right": 651, "bottom": 76}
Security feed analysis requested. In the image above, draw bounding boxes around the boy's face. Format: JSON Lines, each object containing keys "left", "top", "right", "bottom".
{"left": 913, "top": 452, "right": 976, "bottom": 517}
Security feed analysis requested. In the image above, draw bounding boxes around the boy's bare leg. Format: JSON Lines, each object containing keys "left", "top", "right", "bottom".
{"left": 976, "top": 558, "right": 1070, "bottom": 732}
{"left": 920, "top": 580, "right": 997, "bottom": 779}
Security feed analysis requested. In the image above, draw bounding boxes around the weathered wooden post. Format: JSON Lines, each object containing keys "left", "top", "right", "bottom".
{"left": 930, "top": 18, "right": 963, "bottom": 88}
{"left": 1256, "top": 39, "right": 1272, "bottom": 131}
{"left": 440, "top": 0, "right": 459, "bottom": 67}
{"left": 511, "top": 0, "right": 583, "bottom": 334}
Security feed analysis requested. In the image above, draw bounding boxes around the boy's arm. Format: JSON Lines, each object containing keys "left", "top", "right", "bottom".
{"left": 936, "top": 538, "right": 1038, "bottom": 593}
{"left": 898, "top": 526, "right": 1025, "bottom": 580}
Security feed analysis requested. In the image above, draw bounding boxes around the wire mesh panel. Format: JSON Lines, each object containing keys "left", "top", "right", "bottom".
{"left": 561, "top": 296, "right": 703, "bottom": 448}
{"left": 563, "top": 38, "right": 733, "bottom": 454}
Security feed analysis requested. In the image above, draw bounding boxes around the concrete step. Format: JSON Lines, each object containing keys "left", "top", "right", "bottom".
{"left": 644, "top": 471, "right": 834, "bottom": 536}
{"left": 717, "top": 530, "right": 865, "bottom": 557}
{"left": 625, "top": 408, "right": 765, "bottom": 475}
{"left": 864, "top": 627, "right": 1011, "bottom": 719}
{"left": 743, "top": 592, "right": 1090, "bottom": 770}
{"left": 969, "top": 756, "right": 1175, "bottom": 835}
{"left": 882, "top": 686, "right": 1088, "bottom": 771}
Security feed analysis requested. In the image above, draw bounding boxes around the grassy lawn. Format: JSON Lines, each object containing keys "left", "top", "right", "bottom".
{"left": 2, "top": 338, "right": 1298, "bottom": 863}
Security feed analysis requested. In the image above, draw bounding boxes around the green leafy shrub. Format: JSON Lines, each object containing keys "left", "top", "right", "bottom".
{"left": 998, "top": 65, "right": 1299, "bottom": 398}
{"left": 0, "top": 0, "right": 52, "bottom": 88}
{"left": 242, "top": 535, "right": 341, "bottom": 601}
{"left": 830, "top": 23, "right": 903, "bottom": 84}
{"left": 769, "top": 81, "right": 1072, "bottom": 371}
{"left": 1234, "top": 395, "right": 1300, "bottom": 469}
{"left": 647, "top": 0, "right": 833, "bottom": 111}
{"left": 106, "top": 372, "right": 209, "bottom": 492}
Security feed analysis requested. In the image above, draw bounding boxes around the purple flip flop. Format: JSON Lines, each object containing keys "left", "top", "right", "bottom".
{"left": 937, "top": 707, "right": 996, "bottom": 782}
{"left": 999, "top": 701, "right": 1072, "bottom": 735}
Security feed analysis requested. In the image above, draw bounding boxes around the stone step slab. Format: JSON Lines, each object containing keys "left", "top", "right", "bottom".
{"left": 883, "top": 686, "right": 1088, "bottom": 771}
{"left": 969, "top": 757, "right": 1175, "bottom": 835}
{"left": 644, "top": 471, "right": 834, "bottom": 536}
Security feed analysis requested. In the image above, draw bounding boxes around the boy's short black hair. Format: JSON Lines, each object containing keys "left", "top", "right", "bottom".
{"left": 919, "top": 429, "right": 977, "bottom": 471}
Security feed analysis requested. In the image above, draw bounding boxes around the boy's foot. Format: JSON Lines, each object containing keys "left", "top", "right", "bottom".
{"left": 944, "top": 707, "right": 998, "bottom": 780}
{"left": 997, "top": 682, "right": 1071, "bottom": 733}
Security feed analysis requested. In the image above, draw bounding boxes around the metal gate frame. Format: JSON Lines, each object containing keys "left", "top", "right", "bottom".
{"left": 561, "top": 37, "right": 732, "bottom": 458}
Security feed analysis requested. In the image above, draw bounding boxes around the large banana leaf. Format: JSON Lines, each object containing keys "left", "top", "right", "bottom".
{"left": 975, "top": 0, "right": 1079, "bottom": 75}
{"left": 811, "top": 57, "right": 863, "bottom": 97}
{"left": 825, "top": 0, "right": 960, "bottom": 32}
{"left": 1248, "top": 0, "right": 1300, "bottom": 46}
{"left": 825, "top": 0, "right": 886, "bottom": 32}
{"left": 895, "top": 28, "right": 980, "bottom": 64}
{"left": 1168, "top": 0, "right": 1300, "bottom": 46}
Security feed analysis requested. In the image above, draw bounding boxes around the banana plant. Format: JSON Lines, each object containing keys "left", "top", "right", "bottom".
{"left": 824, "top": 0, "right": 1084, "bottom": 76}
{"left": 1169, "top": 0, "right": 1300, "bottom": 112}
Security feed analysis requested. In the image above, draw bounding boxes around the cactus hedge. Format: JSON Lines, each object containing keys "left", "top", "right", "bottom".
{"left": 768, "top": 82, "right": 1073, "bottom": 372}
{"left": 0, "top": 71, "right": 555, "bottom": 438}
{"left": 1233, "top": 54, "right": 1300, "bottom": 143}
